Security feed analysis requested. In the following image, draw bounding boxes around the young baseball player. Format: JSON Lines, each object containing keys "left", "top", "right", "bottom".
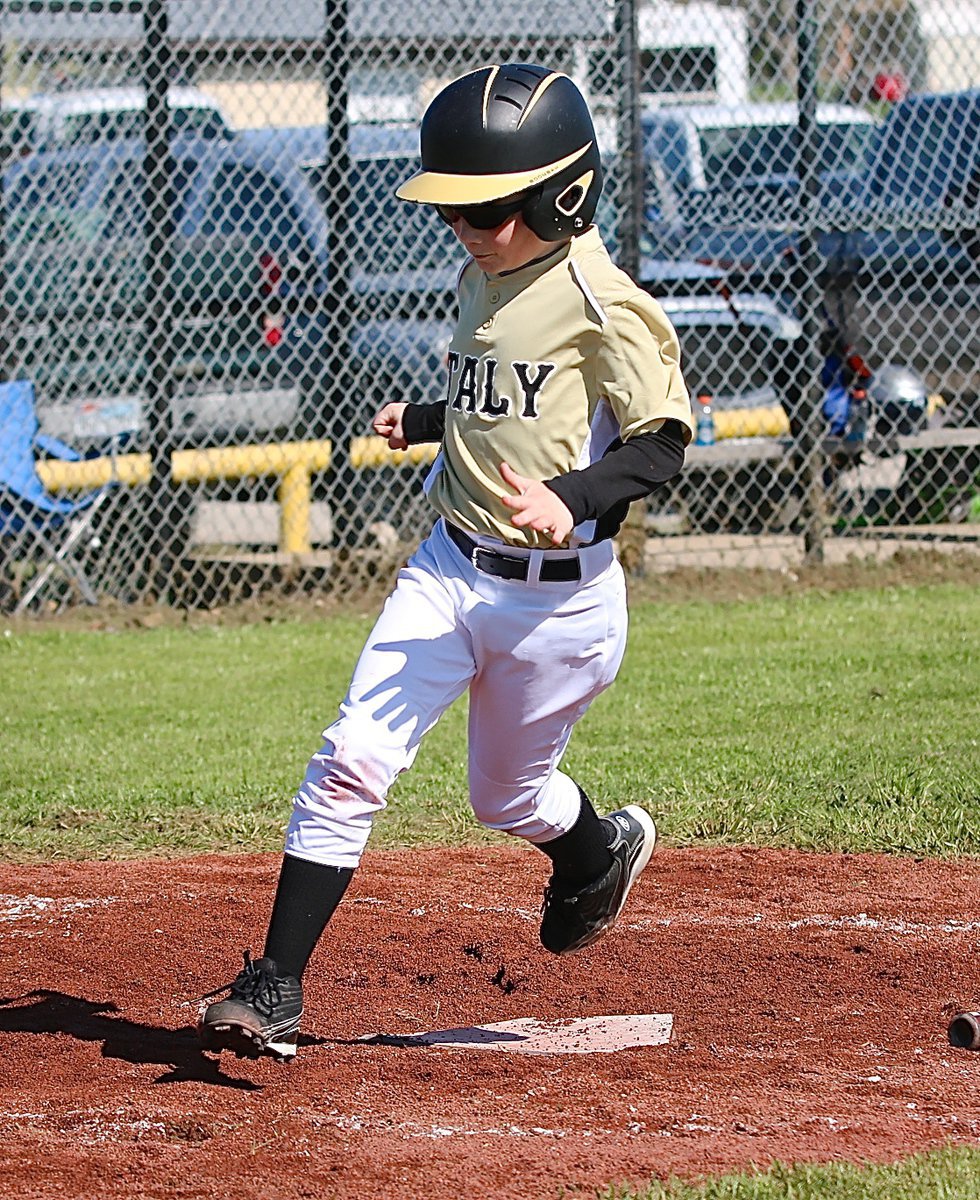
{"left": 199, "top": 62, "right": 694, "bottom": 1061}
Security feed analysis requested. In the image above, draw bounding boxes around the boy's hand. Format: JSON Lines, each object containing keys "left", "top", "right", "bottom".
{"left": 373, "top": 402, "right": 409, "bottom": 450}
{"left": 500, "top": 461, "right": 574, "bottom": 546}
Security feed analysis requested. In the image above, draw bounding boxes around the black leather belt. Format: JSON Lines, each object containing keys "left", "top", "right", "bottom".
{"left": 445, "top": 522, "right": 581, "bottom": 582}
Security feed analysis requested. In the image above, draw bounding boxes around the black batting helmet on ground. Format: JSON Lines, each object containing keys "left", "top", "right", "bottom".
{"left": 396, "top": 63, "right": 603, "bottom": 241}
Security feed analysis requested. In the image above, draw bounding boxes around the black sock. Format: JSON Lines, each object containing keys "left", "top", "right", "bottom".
{"left": 537, "top": 787, "right": 613, "bottom": 886}
{"left": 263, "top": 854, "right": 353, "bottom": 981}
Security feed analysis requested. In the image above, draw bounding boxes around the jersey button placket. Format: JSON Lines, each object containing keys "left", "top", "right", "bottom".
{"left": 481, "top": 286, "right": 500, "bottom": 332}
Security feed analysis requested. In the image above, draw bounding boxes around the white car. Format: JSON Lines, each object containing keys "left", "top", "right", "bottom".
{"left": 3, "top": 85, "right": 232, "bottom": 148}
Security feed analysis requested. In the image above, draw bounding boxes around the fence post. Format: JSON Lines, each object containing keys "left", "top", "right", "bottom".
{"left": 0, "top": 9, "right": 9, "bottom": 383}
{"left": 141, "top": 0, "right": 179, "bottom": 597}
{"left": 318, "top": 0, "right": 359, "bottom": 546}
{"left": 794, "top": 0, "right": 828, "bottom": 563}
{"left": 613, "top": 0, "right": 642, "bottom": 283}
{"left": 612, "top": 0, "right": 650, "bottom": 574}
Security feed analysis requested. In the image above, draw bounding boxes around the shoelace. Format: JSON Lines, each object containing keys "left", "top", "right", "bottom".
{"left": 541, "top": 881, "right": 581, "bottom": 913}
{"left": 200, "top": 949, "right": 283, "bottom": 1015}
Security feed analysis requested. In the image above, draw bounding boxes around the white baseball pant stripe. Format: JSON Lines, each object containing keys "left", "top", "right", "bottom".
{"left": 284, "top": 519, "right": 628, "bottom": 869}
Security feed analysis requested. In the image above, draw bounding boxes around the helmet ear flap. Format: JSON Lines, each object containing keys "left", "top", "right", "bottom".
{"left": 524, "top": 158, "right": 602, "bottom": 240}
{"left": 555, "top": 170, "right": 595, "bottom": 220}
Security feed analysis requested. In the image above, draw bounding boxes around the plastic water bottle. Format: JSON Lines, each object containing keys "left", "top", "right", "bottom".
{"left": 846, "top": 386, "right": 868, "bottom": 443}
{"left": 695, "top": 394, "right": 715, "bottom": 446}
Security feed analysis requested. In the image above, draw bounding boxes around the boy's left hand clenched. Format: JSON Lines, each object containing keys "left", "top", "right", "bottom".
{"left": 500, "top": 461, "right": 574, "bottom": 546}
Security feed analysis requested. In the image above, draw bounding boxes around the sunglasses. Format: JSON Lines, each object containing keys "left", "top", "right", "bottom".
{"left": 436, "top": 193, "right": 528, "bottom": 230}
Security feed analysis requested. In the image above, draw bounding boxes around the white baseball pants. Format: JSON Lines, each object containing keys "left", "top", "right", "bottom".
{"left": 284, "top": 518, "right": 628, "bottom": 868}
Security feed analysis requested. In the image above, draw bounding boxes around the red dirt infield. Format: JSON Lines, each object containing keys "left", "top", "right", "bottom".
{"left": 2, "top": 845, "right": 979, "bottom": 1199}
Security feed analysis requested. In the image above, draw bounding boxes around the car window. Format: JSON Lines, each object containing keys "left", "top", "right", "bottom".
{"left": 57, "top": 105, "right": 226, "bottom": 145}
{"left": 696, "top": 120, "right": 874, "bottom": 189}
{"left": 84, "top": 157, "right": 196, "bottom": 237}
{"left": 1, "top": 108, "right": 38, "bottom": 154}
{"left": 3, "top": 157, "right": 100, "bottom": 235}
{"left": 817, "top": 121, "right": 875, "bottom": 173}
{"left": 301, "top": 156, "right": 459, "bottom": 271}
{"left": 199, "top": 164, "right": 296, "bottom": 239}
{"left": 644, "top": 117, "right": 692, "bottom": 191}
{"left": 88, "top": 158, "right": 298, "bottom": 244}
{"left": 699, "top": 124, "right": 790, "bottom": 186}
{"left": 61, "top": 110, "right": 145, "bottom": 144}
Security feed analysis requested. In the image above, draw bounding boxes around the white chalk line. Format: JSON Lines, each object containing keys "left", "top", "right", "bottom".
{"left": 0, "top": 1107, "right": 169, "bottom": 1146}
{"left": 301, "top": 1105, "right": 980, "bottom": 1142}
{"left": 0, "top": 894, "right": 119, "bottom": 923}
{"left": 2, "top": 892, "right": 978, "bottom": 940}
{"left": 353, "top": 896, "right": 980, "bottom": 938}
{"left": 0, "top": 1106, "right": 974, "bottom": 1148}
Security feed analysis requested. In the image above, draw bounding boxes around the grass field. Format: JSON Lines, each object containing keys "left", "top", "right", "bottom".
{"left": 2, "top": 574, "right": 977, "bottom": 862}
{"left": 2, "top": 560, "right": 978, "bottom": 1198}
{"left": 603, "top": 1146, "right": 980, "bottom": 1198}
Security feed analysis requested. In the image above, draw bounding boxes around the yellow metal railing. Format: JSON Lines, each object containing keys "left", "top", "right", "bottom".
{"left": 349, "top": 436, "right": 440, "bottom": 469}
{"left": 35, "top": 453, "right": 152, "bottom": 490}
{"left": 350, "top": 414, "right": 793, "bottom": 463}
{"left": 171, "top": 442, "right": 332, "bottom": 554}
{"left": 35, "top": 439, "right": 332, "bottom": 554}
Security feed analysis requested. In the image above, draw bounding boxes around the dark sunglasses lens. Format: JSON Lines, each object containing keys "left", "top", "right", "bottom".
{"left": 464, "top": 200, "right": 519, "bottom": 229}
{"left": 436, "top": 196, "right": 526, "bottom": 229}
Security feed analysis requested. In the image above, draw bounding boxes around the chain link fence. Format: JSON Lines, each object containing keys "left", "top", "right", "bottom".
{"left": 1, "top": 0, "right": 977, "bottom": 612}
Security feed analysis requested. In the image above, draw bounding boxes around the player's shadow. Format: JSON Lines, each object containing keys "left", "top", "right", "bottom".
{"left": 0, "top": 989, "right": 285, "bottom": 1090}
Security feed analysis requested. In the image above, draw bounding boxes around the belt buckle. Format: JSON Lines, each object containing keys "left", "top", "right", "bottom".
{"left": 470, "top": 543, "right": 484, "bottom": 571}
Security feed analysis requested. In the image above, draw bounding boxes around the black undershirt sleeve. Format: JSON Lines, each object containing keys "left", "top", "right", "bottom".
{"left": 544, "top": 418, "right": 687, "bottom": 543}
{"left": 402, "top": 401, "right": 446, "bottom": 445}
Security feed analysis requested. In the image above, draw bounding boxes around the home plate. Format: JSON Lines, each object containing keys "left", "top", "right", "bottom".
{"left": 358, "top": 1013, "right": 673, "bottom": 1055}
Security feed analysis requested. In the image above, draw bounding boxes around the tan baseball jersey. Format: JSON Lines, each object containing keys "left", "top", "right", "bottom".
{"left": 424, "top": 225, "right": 694, "bottom": 548}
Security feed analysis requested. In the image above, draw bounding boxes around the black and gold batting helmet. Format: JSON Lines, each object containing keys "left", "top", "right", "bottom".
{"left": 396, "top": 63, "right": 603, "bottom": 241}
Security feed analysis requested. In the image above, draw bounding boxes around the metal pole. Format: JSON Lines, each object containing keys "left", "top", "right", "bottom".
{"left": 325, "top": 0, "right": 351, "bottom": 321}
{"left": 610, "top": 0, "right": 648, "bottom": 574}
{"left": 0, "top": 7, "right": 9, "bottom": 382}
{"left": 322, "top": 0, "right": 357, "bottom": 545}
{"left": 614, "top": 0, "right": 642, "bottom": 281}
{"left": 795, "top": 0, "right": 826, "bottom": 563}
{"left": 141, "top": 0, "right": 178, "bottom": 596}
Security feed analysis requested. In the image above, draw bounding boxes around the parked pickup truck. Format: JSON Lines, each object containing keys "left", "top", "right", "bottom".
{"left": 653, "top": 90, "right": 980, "bottom": 287}
{"left": 838, "top": 88, "right": 980, "bottom": 283}
{"left": 641, "top": 99, "right": 879, "bottom": 270}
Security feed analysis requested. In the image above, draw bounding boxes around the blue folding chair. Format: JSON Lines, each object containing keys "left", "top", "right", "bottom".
{"left": 0, "top": 379, "right": 114, "bottom": 612}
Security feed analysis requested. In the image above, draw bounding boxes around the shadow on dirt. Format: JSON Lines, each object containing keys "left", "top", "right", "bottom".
{"left": 0, "top": 989, "right": 262, "bottom": 1090}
